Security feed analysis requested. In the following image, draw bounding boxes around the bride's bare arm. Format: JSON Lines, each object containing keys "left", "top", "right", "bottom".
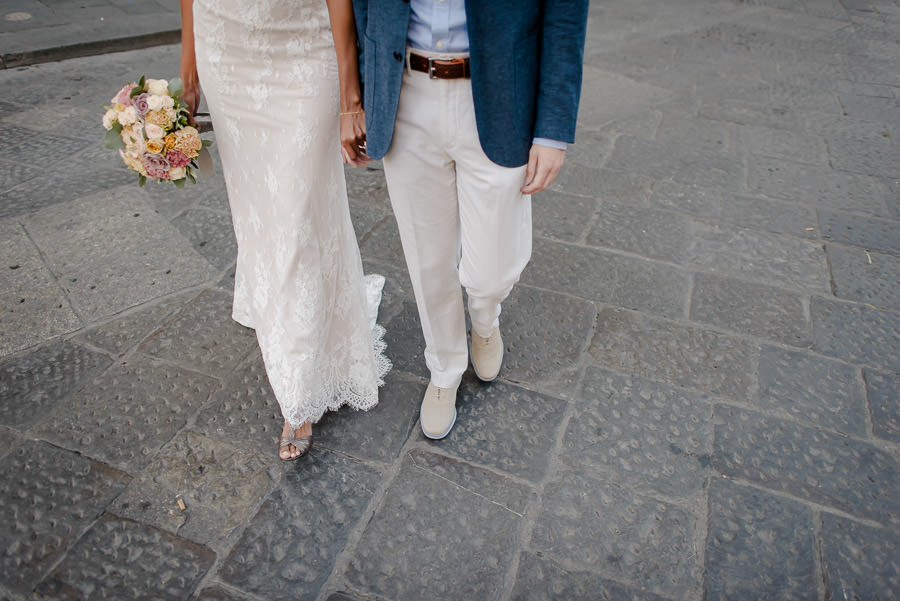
{"left": 326, "top": 0, "right": 369, "bottom": 166}
{"left": 179, "top": 0, "right": 201, "bottom": 116}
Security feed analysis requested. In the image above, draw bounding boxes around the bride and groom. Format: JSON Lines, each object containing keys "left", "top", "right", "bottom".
{"left": 180, "top": 0, "right": 588, "bottom": 460}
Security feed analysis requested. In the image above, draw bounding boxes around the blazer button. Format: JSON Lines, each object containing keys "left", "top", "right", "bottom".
{"left": 393, "top": 51, "right": 402, "bottom": 62}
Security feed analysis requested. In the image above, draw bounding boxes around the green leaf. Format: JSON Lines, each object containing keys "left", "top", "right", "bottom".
{"left": 168, "top": 77, "right": 184, "bottom": 98}
{"left": 139, "top": 174, "right": 147, "bottom": 187}
{"left": 186, "top": 170, "right": 197, "bottom": 184}
{"left": 173, "top": 177, "right": 186, "bottom": 189}
{"left": 202, "top": 139, "right": 213, "bottom": 147}
{"left": 104, "top": 128, "right": 126, "bottom": 150}
{"left": 111, "top": 121, "right": 123, "bottom": 134}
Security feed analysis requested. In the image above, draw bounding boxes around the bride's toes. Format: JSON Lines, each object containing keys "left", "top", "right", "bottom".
{"left": 278, "top": 420, "right": 313, "bottom": 461}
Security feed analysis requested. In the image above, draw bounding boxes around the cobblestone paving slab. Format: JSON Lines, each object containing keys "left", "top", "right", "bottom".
{"left": 654, "top": 114, "right": 733, "bottom": 154}
{"left": 712, "top": 405, "right": 900, "bottom": 527}
{"left": 698, "top": 100, "right": 807, "bottom": 133}
{"left": 196, "top": 587, "right": 251, "bottom": 601}
{"left": 23, "top": 190, "right": 218, "bottom": 322}
{"left": 433, "top": 377, "right": 568, "bottom": 482}
{"left": 0, "top": 340, "right": 111, "bottom": 429}
{"left": 689, "top": 222, "right": 830, "bottom": 294}
{"left": 533, "top": 189, "right": 596, "bottom": 244}
{"left": 500, "top": 285, "right": 596, "bottom": 394}
{"left": 590, "top": 308, "right": 759, "bottom": 400}
{"left": 810, "top": 296, "right": 900, "bottom": 372}
{"left": 511, "top": 552, "right": 674, "bottom": 601}
{"left": 346, "top": 450, "right": 528, "bottom": 600}
{"left": 735, "top": 123, "right": 828, "bottom": 166}
{"left": 689, "top": 273, "right": 811, "bottom": 347}
{"left": 34, "top": 359, "right": 218, "bottom": 472}
{"left": 564, "top": 366, "right": 713, "bottom": 499}
{"left": 35, "top": 514, "right": 215, "bottom": 601}
{"left": 358, "top": 215, "right": 406, "bottom": 269}
{"left": 523, "top": 238, "right": 688, "bottom": 320}
{"left": 171, "top": 208, "right": 238, "bottom": 272}
{"left": 0, "top": 440, "right": 131, "bottom": 594}
{"left": 821, "top": 513, "right": 900, "bottom": 601}
{"left": 0, "top": 220, "right": 81, "bottom": 355}
{"left": 381, "top": 300, "right": 428, "bottom": 380}
{"left": 757, "top": 345, "right": 867, "bottom": 436}
{"left": 107, "top": 476, "right": 188, "bottom": 539}
{"left": 315, "top": 371, "right": 419, "bottom": 464}
{"left": 0, "top": 158, "right": 41, "bottom": 195}
{"left": 137, "top": 174, "right": 230, "bottom": 219}
{"left": 705, "top": 478, "right": 817, "bottom": 601}
{"left": 76, "top": 290, "right": 195, "bottom": 356}
{"left": 348, "top": 198, "right": 390, "bottom": 244}
{"left": 827, "top": 245, "right": 900, "bottom": 311}
{"left": 0, "top": 132, "right": 85, "bottom": 166}
{"left": 555, "top": 167, "right": 652, "bottom": 206}
{"left": 819, "top": 209, "right": 900, "bottom": 255}
{"left": 219, "top": 448, "right": 380, "bottom": 601}
{"left": 748, "top": 156, "right": 891, "bottom": 215}
{"left": 864, "top": 369, "right": 900, "bottom": 444}
{"left": 827, "top": 132, "right": 900, "bottom": 179}
{"left": 0, "top": 166, "right": 135, "bottom": 221}
{"left": 585, "top": 202, "right": 693, "bottom": 264}
{"left": 530, "top": 471, "right": 702, "bottom": 599}
{"left": 139, "top": 289, "right": 256, "bottom": 378}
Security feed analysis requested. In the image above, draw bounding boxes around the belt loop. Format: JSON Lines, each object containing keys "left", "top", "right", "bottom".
{"left": 404, "top": 46, "right": 412, "bottom": 74}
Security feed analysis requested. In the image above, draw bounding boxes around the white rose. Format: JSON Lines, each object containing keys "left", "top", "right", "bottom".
{"left": 161, "top": 95, "right": 175, "bottom": 109}
{"left": 169, "top": 166, "right": 186, "bottom": 180}
{"left": 147, "top": 94, "right": 165, "bottom": 111}
{"left": 102, "top": 109, "right": 117, "bottom": 130}
{"left": 144, "top": 123, "right": 165, "bottom": 139}
{"left": 146, "top": 79, "right": 169, "bottom": 96}
{"left": 117, "top": 105, "right": 139, "bottom": 126}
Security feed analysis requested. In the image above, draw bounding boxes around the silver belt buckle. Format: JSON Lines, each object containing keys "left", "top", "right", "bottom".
{"left": 427, "top": 57, "right": 438, "bottom": 79}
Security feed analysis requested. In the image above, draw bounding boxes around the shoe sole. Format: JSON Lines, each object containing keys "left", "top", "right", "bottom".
{"left": 473, "top": 353, "right": 503, "bottom": 383}
{"left": 421, "top": 407, "right": 457, "bottom": 440}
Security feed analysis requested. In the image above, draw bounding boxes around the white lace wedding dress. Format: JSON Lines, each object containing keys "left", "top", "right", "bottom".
{"left": 193, "top": 0, "right": 390, "bottom": 427}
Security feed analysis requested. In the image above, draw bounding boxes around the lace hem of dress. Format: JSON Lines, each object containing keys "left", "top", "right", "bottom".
{"left": 283, "top": 322, "right": 392, "bottom": 428}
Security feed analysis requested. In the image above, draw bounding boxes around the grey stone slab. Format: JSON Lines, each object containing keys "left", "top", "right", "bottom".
{"left": 804, "top": 111, "right": 893, "bottom": 141}
{"left": 532, "top": 188, "right": 596, "bottom": 244}
{"left": 698, "top": 100, "right": 807, "bottom": 132}
{"left": 689, "top": 273, "right": 811, "bottom": 346}
{"left": 316, "top": 371, "right": 419, "bottom": 464}
{"left": 23, "top": 189, "right": 218, "bottom": 322}
{"left": 106, "top": 476, "right": 188, "bottom": 539}
{"left": 590, "top": 308, "right": 759, "bottom": 400}
{"left": 565, "top": 365, "right": 713, "bottom": 498}
{"left": 358, "top": 214, "right": 406, "bottom": 270}
{"left": 821, "top": 514, "right": 900, "bottom": 601}
{"left": 828, "top": 132, "right": 900, "bottom": 178}
{"left": 171, "top": 208, "right": 237, "bottom": 271}
{"left": 0, "top": 339, "right": 111, "bottom": 429}
{"left": 196, "top": 587, "right": 252, "bottom": 601}
{"left": 576, "top": 66, "right": 676, "bottom": 133}
{"left": 381, "top": 299, "right": 428, "bottom": 380}
{"left": 33, "top": 358, "right": 218, "bottom": 472}
{"left": 770, "top": 84, "right": 843, "bottom": 114}
{"left": 706, "top": 478, "right": 817, "bottom": 601}
{"left": 748, "top": 157, "right": 891, "bottom": 215}
{"left": 522, "top": 238, "right": 688, "bottom": 320}
{"left": 344, "top": 163, "right": 390, "bottom": 205}
{"left": 500, "top": 285, "right": 595, "bottom": 394}
{"left": 0, "top": 220, "right": 81, "bottom": 355}
{"left": 586, "top": 201, "right": 694, "bottom": 263}
{"left": 837, "top": 91, "right": 900, "bottom": 124}
{"left": 511, "top": 552, "right": 673, "bottom": 601}
{"left": 138, "top": 289, "right": 256, "bottom": 378}
{"left": 606, "top": 135, "right": 746, "bottom": 192}
{"left": 553, "top": 166, "right": 653, "bottom": 205}
{"left": 655, "top": 113, "right": 733, "bottom": 153}
{"left": 138, "top": 172, "right": 230, "bottom": 218}
{"left": 35, "top": 514, "right": 215, "bottom": 601}
{"left": 349, "top": 197, "right": 390, "bottom": 244}
{"left": 430, "top": 378, "right": 567, "bottom": 482}
{"left": 689, "top": 222, "right": 830, "bottom": 293}
{"left": 0, "top": 158, "right": 41, "bottom": 195}
{"left": 75, "top": 290, "right": 194, "bottom": 356}
{"left": 530, "top": 470, "right": 702, "bottom": 598}
{"left": 828, "top": 245, "right": 900, "bottom": 311}
{"left": 0, "top": 440, "right": 131, "bottom": 594}
{"left": 1, "top": 132, "right": 84, "bottom": 165}
{"left": 758, "top": 345, "right": 867, "bottom": 436}
{"left": 811, "top": 296, "right": 900, "bottom": 372}
{"left": 865, "top": 369, "right": 900, "bottom": 444}
{"left": 219, "top": 448, "right": 380, "bottom": 601}
{"left": 819, "top": 209, "right": 900, "bottom": 255}
{"left": 346, "top": 450, "right": 528, "bottom": 600}
{"left": 735, "top": 123, "right": 828, "bottom": 166}
{"left": 712, "top": 405, "right": 900, "bottom": 526}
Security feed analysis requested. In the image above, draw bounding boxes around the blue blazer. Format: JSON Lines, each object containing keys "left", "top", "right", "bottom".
{"left": 352, "top": 0, "right": 589, "bottom": 168}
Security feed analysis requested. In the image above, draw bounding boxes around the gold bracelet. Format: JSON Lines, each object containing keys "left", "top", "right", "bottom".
{"left": 340, "top": 109, "right": 364, "bottom": 116}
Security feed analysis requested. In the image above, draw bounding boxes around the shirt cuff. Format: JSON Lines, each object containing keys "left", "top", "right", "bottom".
{"left": 533, "top": 137, "right": 568, "bottom": 151}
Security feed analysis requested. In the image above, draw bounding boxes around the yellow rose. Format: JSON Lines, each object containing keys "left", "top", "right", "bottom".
{"left": 145, "top": 109, "right": 174, "bottom": 129}
{"left": 146, "top": 139, "right": 164, "bottom": 154}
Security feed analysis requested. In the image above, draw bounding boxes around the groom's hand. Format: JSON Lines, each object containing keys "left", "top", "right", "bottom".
{"left": 521, "top": 144, "right": 565, "bottom": 194}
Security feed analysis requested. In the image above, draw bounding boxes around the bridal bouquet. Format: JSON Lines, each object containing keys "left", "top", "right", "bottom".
{"left": 102, "top": 76, "right": 211, "bottom": 187}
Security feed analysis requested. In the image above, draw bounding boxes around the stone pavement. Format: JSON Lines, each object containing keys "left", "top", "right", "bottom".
{"left": 1, "top": 0, "right": 899, "bottom": 599}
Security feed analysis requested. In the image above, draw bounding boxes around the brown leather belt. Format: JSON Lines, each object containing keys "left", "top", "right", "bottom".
{"left": 409, "top": 52, "right": 471, "bottom": 79}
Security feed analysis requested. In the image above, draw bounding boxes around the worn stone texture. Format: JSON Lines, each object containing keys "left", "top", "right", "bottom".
{"left": 757, "top": 345, "right": 867, "bottom": 436}
{"left": 171, "top": 208, "right": 238, "bottom": 271}
{"left": 705, "top": 478, "right": 818, "bottom": 601}
{"left": 346, "top": 451, "right": 529, "bottom": 601}
{"left": 35, "top": 514, "right": 215, "bottom": 601}
{"left": 381, "top": 300, "right": 428, "bottom": 381}
{"left": 0, "top": 340, "right": 112, "bottom": 429}
{"left": 713, "top": 405, "right": 900, "bottom": 527}
{"left": 0, "top": 441, "right": 131, "bottom": 594}
{"left": 219, "top": 448, "right": 380, "bottom": 601}
{"left": 565, "top": 365, "right": 713, "bottom": 499}
{"left": 821, "top": 514, "right": 900, "bottom": 601}
{"left": 533, "top": 188, "right": 597, "bottom": 243}
{"left": 735, "top": 123, "right": 828, "bottom": 166}
{"left": 811, "top": 296, "right": 900, "bottom": 372}
{"left": 585, "top": 201, "right": 694, "bottom": 263}
{"left": 819, "top": 209, "right": 900, "bottom": 255}
{"left": 865, "top": 369, "right": 900, "bottom": 444}
{"left": 827, "top": 245, "right": 900, "bottom": 311}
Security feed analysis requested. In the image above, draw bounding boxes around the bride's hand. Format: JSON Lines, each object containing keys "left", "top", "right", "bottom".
{"left": 340, "top": 110, "right": 370, "bottom": 167}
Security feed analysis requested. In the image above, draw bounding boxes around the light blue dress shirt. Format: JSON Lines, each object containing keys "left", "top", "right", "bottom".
{"left": 406, "top": 0, "right": 566, "bottom": 150}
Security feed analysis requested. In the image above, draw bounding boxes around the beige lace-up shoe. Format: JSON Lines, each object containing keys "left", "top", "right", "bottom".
{"left": 471, "top": 326, "right": 503, "bottom": 382}
{"left": 420, "top": 381, "right": 458, "bottom": 439}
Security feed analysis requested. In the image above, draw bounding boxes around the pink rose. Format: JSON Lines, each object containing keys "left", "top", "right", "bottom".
{"left": 166, "top": 150, "right": 191, "bottom": 168}
{"left": 132, "top": 93, "right": 150, "bottom": 117}
{"left": 141, "top": 153, "right": 171, "bottom": 179}
{"left": 113, "top": 83, "right": 137, "bottom": 105}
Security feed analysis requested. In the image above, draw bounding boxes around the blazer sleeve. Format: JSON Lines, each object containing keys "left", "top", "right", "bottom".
{"left": 533, "top": 0, "right": 589, "bottom": 144}
{"left": 351, "top": 0, "right": 368, "bottom": 100}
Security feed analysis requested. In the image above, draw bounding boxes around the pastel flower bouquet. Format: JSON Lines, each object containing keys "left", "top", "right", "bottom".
{"left": 102, "top": 76, "right": 211, "bottom": 187}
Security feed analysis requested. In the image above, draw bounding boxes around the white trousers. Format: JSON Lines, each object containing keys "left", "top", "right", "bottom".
{"left": 383, "top": 66, "right": 532, "bottom": 388}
